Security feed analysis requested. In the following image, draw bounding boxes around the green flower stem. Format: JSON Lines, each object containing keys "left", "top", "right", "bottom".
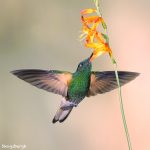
{"left": 112, "top": 58, "right": 132, "bottom": 150}
{"left": 93, "top": 0, "right": 133, "bottom": 149}
{"left": 93, "top": 0, "right": 102, "bottom": 16}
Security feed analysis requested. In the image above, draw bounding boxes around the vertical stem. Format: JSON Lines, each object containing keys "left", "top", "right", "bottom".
{"left": 93, "top": 0, "right": 133, "bottom": 149}
{"left": 113, "top": 60, "right": 132, "bottom": 150}
{"left": 94, "top": 0, "right": 102, "bottom": 16}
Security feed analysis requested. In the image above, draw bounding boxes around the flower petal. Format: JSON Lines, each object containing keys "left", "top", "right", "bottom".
{"left": 80, "top": 8, "right": 112, "bottom": 61}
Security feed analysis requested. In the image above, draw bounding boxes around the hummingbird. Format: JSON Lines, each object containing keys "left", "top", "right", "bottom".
{"left": 11, "top": 56, "right": 139, "bottom": 123}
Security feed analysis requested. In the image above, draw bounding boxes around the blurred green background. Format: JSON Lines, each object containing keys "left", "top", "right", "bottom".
{"left": 0, "top": 0, "right": 150, "bottom": 149}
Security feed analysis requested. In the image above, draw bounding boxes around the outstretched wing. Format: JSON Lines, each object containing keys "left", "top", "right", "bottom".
{"left": 87, "top": 71, "right": 139, "bottom": 97}
{"left": 11, "top": 69, "right": 72, "bottom": 97}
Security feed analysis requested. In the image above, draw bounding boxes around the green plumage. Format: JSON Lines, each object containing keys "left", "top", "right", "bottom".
{"left": 68, "top": 64, "right": 91, "bottom": 103}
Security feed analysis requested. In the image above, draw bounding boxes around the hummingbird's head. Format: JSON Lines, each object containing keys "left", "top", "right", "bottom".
{"left": 76, "top": 57, "right": 92, "bottom": 72}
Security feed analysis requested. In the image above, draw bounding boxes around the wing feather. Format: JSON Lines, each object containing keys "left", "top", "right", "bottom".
{"left": 87, "top": 71, "right": 139, "bottom": 97}
{"left": 11, "top": 69, "right": 72, "bottom": 97}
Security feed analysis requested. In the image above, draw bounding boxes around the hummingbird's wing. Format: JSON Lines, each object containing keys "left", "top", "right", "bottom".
{"left": 87, "top": 71, "right": 139, "bottom": 97}
{"left": 11, "top": 69, "right": 72, "bottom": 97}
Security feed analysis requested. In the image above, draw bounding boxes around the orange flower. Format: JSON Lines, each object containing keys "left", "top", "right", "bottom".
{"left": 80, "top": 9, "right": 112, "bottom": 61}
{"left": 81, "top": 8, "right": 96, "bottom": 15}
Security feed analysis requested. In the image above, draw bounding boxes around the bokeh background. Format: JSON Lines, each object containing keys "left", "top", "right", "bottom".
{"left": 0, "top": 0, "right": 150, "bottom": 149}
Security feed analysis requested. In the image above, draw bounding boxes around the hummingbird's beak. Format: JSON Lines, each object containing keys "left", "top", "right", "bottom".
{"left": 89, "top": 53, "right": 96, "bottom": 62}
{"left": 89, "top": 53, "right": 93, "bottom": 62}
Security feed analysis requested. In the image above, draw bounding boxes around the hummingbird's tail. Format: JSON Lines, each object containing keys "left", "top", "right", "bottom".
{"left": 52, "top": 107, "right": 73, "bottom": 123}
{"left": 52, "top": 98, "right": 76, "bottom": 123}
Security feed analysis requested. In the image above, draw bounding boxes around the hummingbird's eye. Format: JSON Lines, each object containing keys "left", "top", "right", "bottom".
{"left": 79, "top": 64, "right": 82, "bottom": 68}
